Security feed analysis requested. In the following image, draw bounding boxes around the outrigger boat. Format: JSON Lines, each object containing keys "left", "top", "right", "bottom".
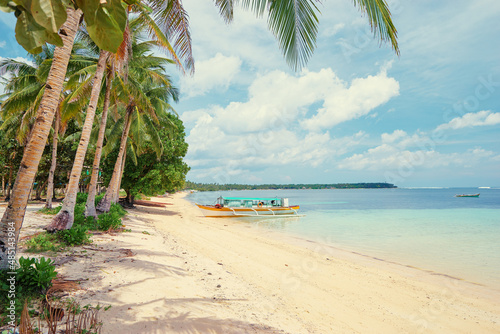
{"left": 196, "top": 196, "right": 300, "bottom": 217}
{"left": 455, "top": 193, "right": 480, "bottom": 197}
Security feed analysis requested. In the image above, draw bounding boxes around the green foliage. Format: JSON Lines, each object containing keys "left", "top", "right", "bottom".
{"left": 77, "top": 0, "right": 127, "bottom": 52}
{"left": 1, "top": 0, "right": 127, "bottom": 54}
{"left": 57, "top": 224, "right": 90, "bottom": 246}
{"left": 25, "top": 232, "right": 63, "bottom": 253}
{"left": 108, "top": 114, "right": 189, "bottom": 203}
{"left": 0, "top": 257, "right": 55, "bottom": 326}
{"left": 95, "top": 193, "right": 105, "bottom": 206}
{"left": 184, "top": 182, "right": 398, "bottom": 191}
{"left": 96, "top": 203, "right": 126, "bottom": 230}
{"left": 76, "top": 192, "right": 88, "bottom": 204}
{"left": 0, "top": 256, "right": 58, "bottom": 325}
{"left": 16, "top": 257, "right": 57, "bottom": 295}
{"left": 38, "top": 205, "right": 62, "bottom": 215}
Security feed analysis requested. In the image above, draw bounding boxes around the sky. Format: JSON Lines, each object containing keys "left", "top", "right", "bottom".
{"left": 1, "top": 0, "right": 499, "bottom": 188}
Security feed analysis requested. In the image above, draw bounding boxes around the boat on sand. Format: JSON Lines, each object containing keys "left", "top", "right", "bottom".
{"left": 196, "top": 196, "right": 300, "bottom": 217}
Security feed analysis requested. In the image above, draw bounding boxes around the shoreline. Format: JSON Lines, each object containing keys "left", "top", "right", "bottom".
{"left": 7, "top": 193, "right": 500, "bottom": 333}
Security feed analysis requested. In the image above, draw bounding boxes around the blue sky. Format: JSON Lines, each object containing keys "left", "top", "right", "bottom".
{"left": 1, "top": 0, "right": 499, "bottom": 187}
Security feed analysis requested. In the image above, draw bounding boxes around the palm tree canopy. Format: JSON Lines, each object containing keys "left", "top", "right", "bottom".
{"left": 2, "top": 0, "right": 398, "bottom": 72}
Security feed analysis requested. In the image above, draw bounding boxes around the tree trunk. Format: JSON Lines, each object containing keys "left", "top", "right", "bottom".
{"left": 0, "top": 7, "right": 82, "bottom": 270}
{"left": 1, "top": 174, "right": 4, "bottom": 196}
{"left": 4, "top": 167, "right": 13, "bottom": 202}
{"left": 45, "top": 110, "right": 60, "bottom": 209}
{"left": 85, "top": 62, "right": 112, "bottom": 218}
{"left": 35, "top": 179, "right": 48, "bottom": 201}
{"left": 46, "top": 50, "right": 108, "bottom": 231}
{"left": 116, "top": 149, "right": 126, "bottom": 200}
{"left": 97, "top": 106, "right": 133, "bottom": 213}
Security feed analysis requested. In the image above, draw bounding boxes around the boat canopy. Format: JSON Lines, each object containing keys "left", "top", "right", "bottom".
{"left": 221, "top": 197, "right": 282, "bottom": 201}
{"left": 217, "top": 196, "right": 288, "bottom": 208}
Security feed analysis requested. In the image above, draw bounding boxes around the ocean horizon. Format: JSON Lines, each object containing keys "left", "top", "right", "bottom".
{"left": 188, "top": 187, "right": 500, "bottom": 290}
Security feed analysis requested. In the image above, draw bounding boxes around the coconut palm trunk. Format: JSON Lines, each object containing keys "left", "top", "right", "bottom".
{"left": 4, "top": 167, "right": 13, "bottom": 201}
{"left": 0, "top": 8, "right": 82, "bottom": 270}
{"left": 116, "top": 149, "right": 126, "bottom": 200}
{"left": 46, "top": 50, "right": 109, "bottom": 231}
{"left": 45, "top": 109, "right": 60, "bottom": 209}
{"left": 96, "top": 106, "right": 133, "bottom": 213}
{"left": 85, "top": 66, "right": 112, "bottom": 218}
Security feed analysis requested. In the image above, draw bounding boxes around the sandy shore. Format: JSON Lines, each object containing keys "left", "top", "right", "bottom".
{"left": 6, "top": 194, "right": 500, "bottom": 333}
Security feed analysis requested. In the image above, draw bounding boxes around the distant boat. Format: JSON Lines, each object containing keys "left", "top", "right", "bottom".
{"left": 455, "top": 193, "right": 480, "bottom": 197}
{"left": 196, "top": 196, "right": 300, "bottom": 217}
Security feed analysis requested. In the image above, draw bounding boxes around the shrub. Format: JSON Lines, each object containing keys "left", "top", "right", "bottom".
{"left": 110, "top": 202, "right": 127, "bottom": 217}
{"left": 97, "top": 212, "right": 122, "bottom": 230}
{"left": 57, "top": 225, "right": 91, "bottom": 246}
{"left": 76, "top": 192, "right": 88, "bottom": 204}
{"left": 16, "top": 257, "right": 57, "bottom": 294}
{"left": 0, "top": 257, "right": 57, "bottom": 326}
{"left": 95, "top": 193, "right": 105, "bottom": 206}
{"left": 96, "top": 203, "right": 126, "bottom": 231}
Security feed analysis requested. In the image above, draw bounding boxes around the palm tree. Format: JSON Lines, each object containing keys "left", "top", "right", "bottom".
{"left": 84, "top": 67, "right": 114, "bottom": 218}
{"left": 0, "top": 7, "right": 82, "bottom": 270}
{"left": 45, "top": 49, "right": 109, "bottom": 231}
{"left": 97, "top": 36, "right": 179, "bottom": 213}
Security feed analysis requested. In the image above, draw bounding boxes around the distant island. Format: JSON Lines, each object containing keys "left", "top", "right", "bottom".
{"left": 184, "top": 182, "right": 397, "bottom": 192}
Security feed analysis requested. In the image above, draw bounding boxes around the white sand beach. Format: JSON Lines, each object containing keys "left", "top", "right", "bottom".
{"left": 6, "top": 193, "right": 500, "bottom": 333}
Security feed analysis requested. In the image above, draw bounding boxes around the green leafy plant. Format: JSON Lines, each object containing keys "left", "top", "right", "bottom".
{"left": 57, "top": 225, "right": 91, "bottom": 246}
{"left": 16, "top": 257, "right": 57, "bottom": 294}
{"left": 96, "top": 203, "right": 126, "bottom": 231}
{"left": 76, "top": 192, "right": 88, "bottom": 205}
{"left": 97, "top": 212, "right": 122, "bottom": 230}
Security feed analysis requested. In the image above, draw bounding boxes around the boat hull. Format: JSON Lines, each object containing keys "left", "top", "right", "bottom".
{"left": 455, "top": 194, "right": 480, "bottom": 197}
{"left": 196, "top": 204, "right": 300, "bottom": 217}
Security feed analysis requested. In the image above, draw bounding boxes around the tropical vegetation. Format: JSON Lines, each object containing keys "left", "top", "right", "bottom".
{"left": 185, "top": 182, "right": 397, "bottom": 191}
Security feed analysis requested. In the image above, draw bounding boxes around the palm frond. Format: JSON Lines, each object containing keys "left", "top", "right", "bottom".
{"left": 267, "top": 0, "right": 320, "bottom": 70}
{"left": 352, "top": 0, "right": 399, "bottom": 55}
{"left": 149, "top": 0, "right": 194, "bottom": 74}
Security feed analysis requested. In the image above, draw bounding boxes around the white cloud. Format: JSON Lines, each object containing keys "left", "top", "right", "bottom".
{"left": 322, "top": 23, "right": 345, "bottom": 37}
{"left": 338, "top": 128, "right": 498, "bottom": 172}
{"left": 301, "top": 67, "right": 400, "bottom": 131}
{"left": 381, "top": 129, "right": 407, "bottom": 144}
{"left": 0, "top": 41, "right": 6, "bottom": 48}
{"left": 180, "top": 53, "right": 242, "bottom": 98}
{"left": 435, "top": 110, "right": 500, "bottom": 131}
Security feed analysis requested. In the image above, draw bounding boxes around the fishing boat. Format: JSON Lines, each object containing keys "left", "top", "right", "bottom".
{"left": 196, "top": 196, "right": 300, "bottom": 217}
{"left": 454, "top": 193, "right": 480, "bottom": 197}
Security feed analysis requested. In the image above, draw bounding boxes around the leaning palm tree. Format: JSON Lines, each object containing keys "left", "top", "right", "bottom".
{"left": 0, "top": 7, "right": 82, "bottom": 269}
{"left": 45, "top": 49, "right": 109, "bottom": 231}
{"left": 97, "top": 37, "right": 179, "bottom": 213}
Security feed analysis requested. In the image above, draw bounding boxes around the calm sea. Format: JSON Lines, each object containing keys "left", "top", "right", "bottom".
{"left": 187, "top": 188, "right": 500, "bottom": 289}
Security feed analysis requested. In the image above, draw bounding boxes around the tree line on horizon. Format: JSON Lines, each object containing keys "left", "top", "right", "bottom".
{"left": 185, "top": 181, "right": 397, "bottom": 191}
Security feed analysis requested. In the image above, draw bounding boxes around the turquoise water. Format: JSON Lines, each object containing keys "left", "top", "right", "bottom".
{"left": 188, "top": 188, "right": 500, "bottom": 288}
